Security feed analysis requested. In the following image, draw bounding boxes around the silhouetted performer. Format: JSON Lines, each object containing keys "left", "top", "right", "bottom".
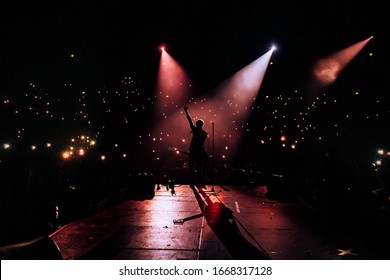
{"left": 184, "top": 106, "right": 208, "bottom": 187}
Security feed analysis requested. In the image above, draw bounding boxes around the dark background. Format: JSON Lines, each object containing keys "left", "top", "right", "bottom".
{"left": 0, "top": 0, "right": 388, "bottom": 166}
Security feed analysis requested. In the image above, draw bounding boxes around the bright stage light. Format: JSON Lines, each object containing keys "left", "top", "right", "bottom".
{"left": 153, "top": 46, "right": 194, "bottom": 120}
{"left": 295, "top": 35, "right": 376, "bottom": 110}
{"left": 313, "top": 36, "right": 373, "bottom": 86}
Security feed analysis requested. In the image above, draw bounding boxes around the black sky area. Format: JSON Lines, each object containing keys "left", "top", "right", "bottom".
{"left": 1, "top": 1, "right": 387, "bottom": 92}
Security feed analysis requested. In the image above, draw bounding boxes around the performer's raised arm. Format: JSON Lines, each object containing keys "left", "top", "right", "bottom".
{"left": 184, "top": 106, "right": 195, "bottom": 129}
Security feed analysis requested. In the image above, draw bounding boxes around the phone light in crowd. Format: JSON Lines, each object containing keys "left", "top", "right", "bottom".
{"left": 62, "top": 151, "right": 71, "bottom": 160}
{"left": 78, "top": 149, "right": 85, "bottom": 156}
